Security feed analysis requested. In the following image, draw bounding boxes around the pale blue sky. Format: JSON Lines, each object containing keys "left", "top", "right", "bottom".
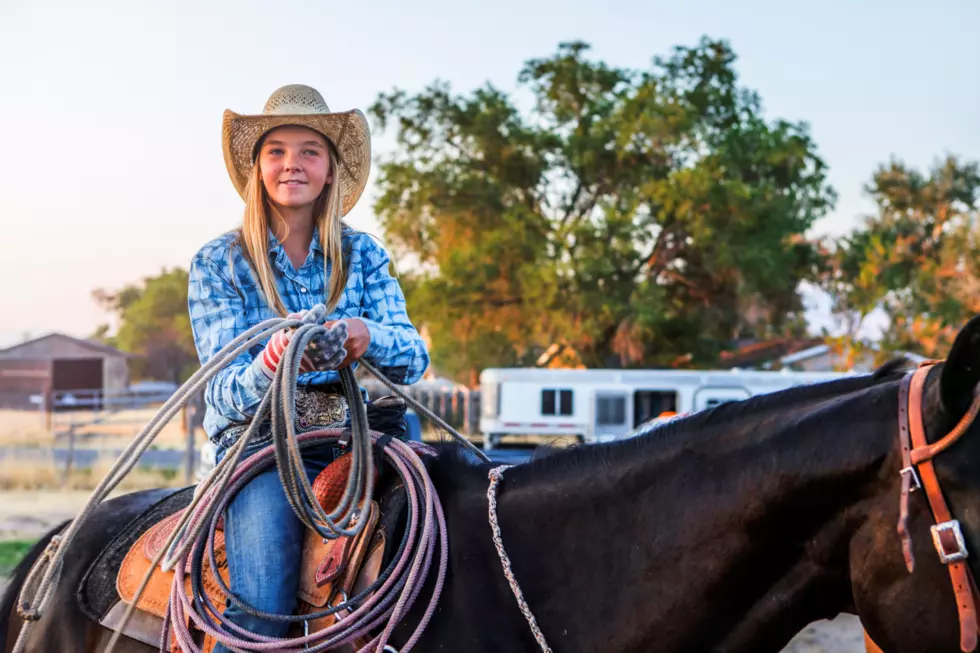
{"left": 0, "top": 0, "right": 977, "bottom": 347}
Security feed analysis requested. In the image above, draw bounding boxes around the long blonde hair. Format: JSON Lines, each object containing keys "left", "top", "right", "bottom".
{"left": 236, "top": 141, "right": 347, "bottom": 316}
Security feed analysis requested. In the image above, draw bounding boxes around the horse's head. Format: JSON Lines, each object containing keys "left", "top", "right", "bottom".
{"left": 855, "top": 314, "right": 980, "bottom": 652}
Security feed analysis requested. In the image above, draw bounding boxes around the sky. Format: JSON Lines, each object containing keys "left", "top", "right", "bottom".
{"left": 0, "top": 0, "right": 977, "bottom": 348}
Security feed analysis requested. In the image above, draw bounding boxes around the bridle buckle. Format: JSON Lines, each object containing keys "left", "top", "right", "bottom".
{"left": 931, "top": 520, "right": 969, "bottom": 564}
{"left": 900, "top": 465, "right": 922, "bottom": 492}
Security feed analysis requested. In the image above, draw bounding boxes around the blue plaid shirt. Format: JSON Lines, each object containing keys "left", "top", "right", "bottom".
{"left": 187, "top": 226, "right": 429, "bottom": 441}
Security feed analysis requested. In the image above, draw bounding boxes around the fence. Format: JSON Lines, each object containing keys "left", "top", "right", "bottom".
{"left": 0, "top": 386, "right": 200, "bottom": 487}
{"left": 0, "top": 379, "right": 484, "bottom": 487}
{"left": 361, "top": 379, "right": 481, "bottom": 436}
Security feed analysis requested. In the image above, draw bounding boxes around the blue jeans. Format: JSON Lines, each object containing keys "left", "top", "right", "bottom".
{"left": 212, "top": 443, "right": 337, "bottom": 653}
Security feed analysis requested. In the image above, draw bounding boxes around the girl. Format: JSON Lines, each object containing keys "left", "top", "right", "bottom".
{"left": 187, "top": 84, "right": 429, "bottom": 649}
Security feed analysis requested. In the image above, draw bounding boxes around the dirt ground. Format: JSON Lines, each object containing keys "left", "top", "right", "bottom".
{"left": 0, "top": 490, "right": 867, "bottom": 652}
{"left": 783, "top": 616, "right": 866, "bottom": 653}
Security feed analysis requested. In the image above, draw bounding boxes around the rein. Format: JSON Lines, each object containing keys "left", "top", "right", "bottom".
{"left": 897, "top": 364, "right": 980, "bottom": 652}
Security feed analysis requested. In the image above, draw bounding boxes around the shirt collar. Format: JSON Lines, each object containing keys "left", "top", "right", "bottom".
{"left": 265, "top": 226, "right": 323, "bottom": 265}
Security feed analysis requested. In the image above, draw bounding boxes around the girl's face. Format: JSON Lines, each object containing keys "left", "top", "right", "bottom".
{"left": 257, "top": 125, "right": 333, "bottom": 211}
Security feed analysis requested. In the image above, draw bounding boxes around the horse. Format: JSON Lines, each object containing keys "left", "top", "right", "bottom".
{"left": 6, "top": 314, "right": 980, "bottom": 652}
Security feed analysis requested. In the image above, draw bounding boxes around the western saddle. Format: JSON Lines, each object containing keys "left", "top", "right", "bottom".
{"left": 108, "top": 451, "right": 389, "bottom": 652}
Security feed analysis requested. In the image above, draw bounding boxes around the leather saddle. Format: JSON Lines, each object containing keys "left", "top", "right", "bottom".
{"left": 78, "top": 451, "right": 407, "bottom": 653}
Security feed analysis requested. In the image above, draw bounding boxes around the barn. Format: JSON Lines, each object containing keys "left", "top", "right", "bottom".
{"left": 0, "top": 334, "right": 133, "bottom": 409}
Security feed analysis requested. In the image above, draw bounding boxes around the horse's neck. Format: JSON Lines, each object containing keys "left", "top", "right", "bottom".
{"left": 483, "top": 388, "right": 897, "bottom": 653}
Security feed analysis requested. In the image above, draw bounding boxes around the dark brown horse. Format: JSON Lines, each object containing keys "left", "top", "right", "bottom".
{"left": 7, "top": 315, "right": 980, "bottom": 652}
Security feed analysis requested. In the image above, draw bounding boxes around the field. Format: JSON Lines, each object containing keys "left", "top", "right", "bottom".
{"left": 0, "top": 407, "right": 194, "bottom": 491}
{"left": 0, "top": 407, "right": 187, "bottom": 449}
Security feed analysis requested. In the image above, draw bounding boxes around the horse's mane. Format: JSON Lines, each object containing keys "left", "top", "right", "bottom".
{"left": 430, "top": 356, "right": 917, "bottom": 486}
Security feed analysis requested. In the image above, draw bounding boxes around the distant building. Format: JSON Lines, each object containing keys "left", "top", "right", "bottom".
{"left": 0, "top": 334, "right": 134, "bottom": 409}
{"left": 717, "top": 337, "right": 826, "bottom": 370}
{"left": 767, "top": 343, "right": 927, "bottom": 373}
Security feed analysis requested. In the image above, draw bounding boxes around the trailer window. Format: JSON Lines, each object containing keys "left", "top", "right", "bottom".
{"left": 559, "top": 389, "right": 573, "bottom": 416}
{"left": 633, "top": 390, "right": 678, "bottom": 428}
{"left": 597, "top": 396, "right": 627, "bottom": 426}
{"left": 542, "top": 388, "right": 573, "bottom": 416}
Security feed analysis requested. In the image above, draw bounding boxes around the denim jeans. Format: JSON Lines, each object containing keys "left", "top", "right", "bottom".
{"left": 212, "top": 443, "right": 337, "bottom": 653}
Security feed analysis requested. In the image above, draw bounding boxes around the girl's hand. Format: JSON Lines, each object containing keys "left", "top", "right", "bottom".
{"left": 253, "top": 320, "right": 348, "bottom": 380}
{"left": 323, "top": 318, "right": 371, "bottom": 368}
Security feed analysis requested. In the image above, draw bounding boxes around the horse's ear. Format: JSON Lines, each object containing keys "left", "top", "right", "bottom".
{"left": 940, "top": 314, "right": 980, "bottom": 416}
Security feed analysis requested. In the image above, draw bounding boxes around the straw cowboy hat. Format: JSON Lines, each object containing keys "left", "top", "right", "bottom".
{"left": 222, "top": 84, "right": 371, "bottom": 216}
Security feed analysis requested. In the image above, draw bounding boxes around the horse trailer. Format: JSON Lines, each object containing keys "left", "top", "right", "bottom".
{"left": 479, "top": 367, "right": 858, "bottom": 449}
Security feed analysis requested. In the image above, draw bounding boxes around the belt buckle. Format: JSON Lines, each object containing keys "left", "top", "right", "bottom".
{"left": 931, "top": 520, "right": 969, "bottom": 564}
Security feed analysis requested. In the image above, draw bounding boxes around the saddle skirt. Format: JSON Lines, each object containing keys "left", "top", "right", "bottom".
{"left": 110, "top": 451, "right": 384, "bottom": 653}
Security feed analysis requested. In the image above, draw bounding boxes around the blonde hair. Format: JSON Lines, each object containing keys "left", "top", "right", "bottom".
{"left": 236, "top": 140, "right": 347, "bottom": 316}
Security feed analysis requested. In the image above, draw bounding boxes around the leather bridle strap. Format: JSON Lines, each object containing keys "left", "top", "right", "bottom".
{"left": 897, "top": 371, "right": 917, "bottom": 572}
{"left": 898, "top": 365, "right": 979, "bottom": 652}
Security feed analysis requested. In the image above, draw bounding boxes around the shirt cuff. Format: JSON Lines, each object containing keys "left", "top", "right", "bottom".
{"left": 360, "top": 318, "right": 392, "bottom": 362}
{"left": 245, "top": 356, "right": 275, "bottom": 396}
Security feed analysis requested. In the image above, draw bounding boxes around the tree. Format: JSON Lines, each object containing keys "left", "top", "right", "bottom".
{"left": 370, "top": 37, "right": 836, "bottom": 384}
{"left": 822, "top": 155, "right": 980, "bottom": 362}
{"left": 92, "top": 268, "right": 198, "bottom": 383}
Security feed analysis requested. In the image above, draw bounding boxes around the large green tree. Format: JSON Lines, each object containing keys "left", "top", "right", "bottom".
{"left": 371, "top": 37, "right": 836, "bottom": 384}
{"left": 92, "top": 268, "right": 198, "bottom": 383}
{"left": 822, "top": 155, "right": 980, "bottom": 362}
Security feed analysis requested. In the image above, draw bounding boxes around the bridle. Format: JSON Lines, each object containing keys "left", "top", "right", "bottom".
{"left": 897, "top": 363, "right": 980, "bottom": 652}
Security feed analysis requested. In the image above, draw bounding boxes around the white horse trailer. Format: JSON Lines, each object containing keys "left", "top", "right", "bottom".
{"left": 479, "top": 367, "right": 858, "bottom": 449}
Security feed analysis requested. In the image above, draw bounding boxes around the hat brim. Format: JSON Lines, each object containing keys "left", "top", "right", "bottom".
{"left": 221, "top": 108, "right": 371, "bottom": 216}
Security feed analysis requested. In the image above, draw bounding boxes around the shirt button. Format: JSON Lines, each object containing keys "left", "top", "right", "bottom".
{"left": 300, "top": 287, "right": 308, "bottom": 293}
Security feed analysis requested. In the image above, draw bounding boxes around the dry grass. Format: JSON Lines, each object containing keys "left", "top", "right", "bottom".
{"left": 0, "top": 410, "right": 55, "bottom": 447}
{"left": 0, "top": 458, "right": 185, "bottom": 492}
{"left": 0, "top": 408, "right": 188, "bottom": 448}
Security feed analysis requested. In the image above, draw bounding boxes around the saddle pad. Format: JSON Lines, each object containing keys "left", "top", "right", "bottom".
{"left": 77, "top": 487, "right": 193, "bottom": 624}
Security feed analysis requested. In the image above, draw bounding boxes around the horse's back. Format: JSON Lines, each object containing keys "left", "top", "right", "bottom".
{"left": 4, "top": 487, "right": 180, "bottom": 653}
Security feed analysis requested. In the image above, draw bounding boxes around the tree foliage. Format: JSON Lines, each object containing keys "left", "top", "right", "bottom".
{"left": 371, "top": 37, "right": 836, "bottom": 383}
{"left": 92, "top": 268, "right": 198, "bottom": 383}
{"left": 822, "top": 155, "right": 980, "bottom": 361}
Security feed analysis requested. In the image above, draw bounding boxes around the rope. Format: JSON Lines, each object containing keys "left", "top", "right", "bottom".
{"left": 486, "top": 465, "right": 553, "bottom": 653}
{"left": 10, "top": 304, "right": 473, "bottom": 653}
{"left": 358, "top": 360, "right": 491, "bottom": 464}
{"left": 166, "top": 433, "right": 447, "bottom": 652}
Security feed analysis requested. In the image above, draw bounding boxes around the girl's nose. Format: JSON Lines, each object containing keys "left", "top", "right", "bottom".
{"left": 283, "top": 151, "right": 303, "bottom": 171}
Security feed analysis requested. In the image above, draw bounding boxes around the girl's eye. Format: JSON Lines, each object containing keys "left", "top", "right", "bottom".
{"left": 303, "top": 149, "right": 320, "bottom": 156}
{"left": 267, "top": 148, "right": 284, "bottom": 156}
